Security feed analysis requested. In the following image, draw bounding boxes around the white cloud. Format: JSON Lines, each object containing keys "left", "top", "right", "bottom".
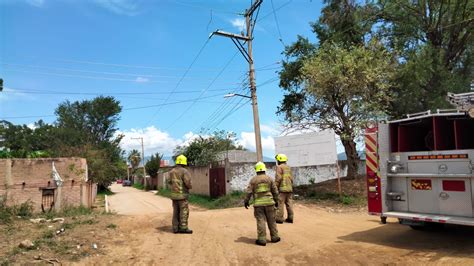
{"left": 237, "top": 131, "right": 275, "bottom": 157}
{"left": 117, "top": 127, "right": 201, "bottom": 156}
{"left": 26, "top": 123, "right": 37, "bottom": 129}
{"left": 230, "top": 18, "right": 245, "bottom": 32}
{"left": 117, "top": 126, "right": 180, "bottom": 156}
{"left": 93, "top": 0, "right": 140, "bottom": 16}
{"left": 26, "top": 0, "right": 44, "bottom": 7}
{"left": 135, "top": 76, "right": 149, "bottom": 83}
{"left": 260, "top": 123, "right": 281, "bottom": 136}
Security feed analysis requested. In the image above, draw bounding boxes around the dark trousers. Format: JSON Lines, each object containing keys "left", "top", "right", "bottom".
{"left": 254, "top": 205, "right": 279, "bottom": 242}
{"left": 172, "top": 199, "right": 189, "bottom": 232}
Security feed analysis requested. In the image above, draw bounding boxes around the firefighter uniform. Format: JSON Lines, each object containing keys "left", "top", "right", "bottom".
{"left": 244, "top": 162, "right": 280, "bottom": 246}
{"left": 168, "top": 155, "right": 193, "bottom": 234}
{"left": 275, "top": 154, "right": 294, "bottom": 223}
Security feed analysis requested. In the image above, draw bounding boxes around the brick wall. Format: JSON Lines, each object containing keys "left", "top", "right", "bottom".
{"left": 0, "top": 158, "right": 92, "bottom": 213}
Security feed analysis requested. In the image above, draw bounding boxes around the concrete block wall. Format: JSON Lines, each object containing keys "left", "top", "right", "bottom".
{"left": 188, "top": 166, "right": 210, "bottom": 196}
{"left": 0, "top": 158, "right": 90, "bottom": 212}
{"left": 227, "top": 161, "right": 365, "bottom": 192}
{"left": 159, "top": 166, "right": 210, "bottom": 196}
{"left": 227, "top": 162, "right": 276, "bottom": 192}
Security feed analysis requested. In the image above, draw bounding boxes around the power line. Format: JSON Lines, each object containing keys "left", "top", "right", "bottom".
{"left": 270, "top": 0, "right": 286, "bottom": 46}
{"left": 5, "top": 87, "right": 230, "bottom": 95}
{"left": 0, "top": 93, "right": 227, "bottom": 120}
{"left": 165, "top": 51, "right": 239, "bottom": 130}
{"left": 257, "top": 0, "right": 293, "bottom": 22}
{"left": 194, "top": 71, "right": 250, "bottom": 132}
{"left": 204, "top": 98, "right": 251, "bottom": 134}
{"left": 171, "top": 0, "right": 240, "bottom": 15}
{"left": 1, "top": 63, "right": 230, "bottom": 80}
{"left": 145, "top": 38, "right": 211, "bottom": 124}
{"left": 2, "top": 69, "right": 236, "bottom": 85}
{"left": 195, "top": 86, "right": 246, "bottom": 133}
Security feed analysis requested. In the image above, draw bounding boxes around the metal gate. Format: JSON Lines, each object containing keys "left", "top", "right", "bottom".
{"left": 41, "top": 188, "right": 55, "bottom": 213}
{"left": 209, "top": 167, "right": 226, "bottom": 198}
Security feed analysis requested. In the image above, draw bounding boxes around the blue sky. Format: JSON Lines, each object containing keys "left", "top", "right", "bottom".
{"left": 0, "top": 0, "right": 324, "bottom": 157}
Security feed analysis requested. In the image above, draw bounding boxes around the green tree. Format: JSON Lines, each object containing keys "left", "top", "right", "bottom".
{"left": 53, "top": 97, "right": 124, "bottom": 189}
{"left": 145, "top": 152, "right": 163, "bottom": 178}
{"left": 174, "top": 131, "right": 244, "bottom": 166}
{"left": 279, "top": 0, "right": 385, "bottom": 178}
{"left": 280, "top": 41, "right": 394, "bottom": 178}
{"left": 377, "top": 0, "right": 474, "bottom": 117}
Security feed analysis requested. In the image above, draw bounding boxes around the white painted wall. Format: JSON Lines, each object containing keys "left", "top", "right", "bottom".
{"left": 274, "top": 130, "right": 338, "bottom": 167}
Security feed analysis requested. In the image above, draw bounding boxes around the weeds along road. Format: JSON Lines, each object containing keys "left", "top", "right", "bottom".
{"left": 85, "top": 184, "right": 474, "bottom": 265}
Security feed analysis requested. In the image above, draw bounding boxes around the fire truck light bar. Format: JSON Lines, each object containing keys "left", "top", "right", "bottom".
{"left": 408, "top": 154, "right": 468, "bottom": 160}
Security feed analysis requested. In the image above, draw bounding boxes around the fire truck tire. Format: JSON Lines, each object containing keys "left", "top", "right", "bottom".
{"left": 380, "top": 216, "right": 387, "bottom": 224}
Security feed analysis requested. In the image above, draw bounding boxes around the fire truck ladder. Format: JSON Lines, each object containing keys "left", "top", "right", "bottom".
{"left": 447, "top": 92, "right": 474, "bottom": 115}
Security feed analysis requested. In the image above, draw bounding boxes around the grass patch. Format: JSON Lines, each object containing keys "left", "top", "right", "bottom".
{"left": 293, "top": 177, "right": 367, "bottom": 207}
{"left": 133, "top": 183, "right": 145, "bottom": 190}
{"left": 97, "top": 188, "right": 115, "bottom": 196}
{"left": 38, "top": 205, "right": 93, "bottom": 220}
{"left": 157, "top": 189, "right": 246, "bottom": 209}
{"left": 1, "top": 198, "right": 34, "bottom": 224}
{"left": 297, "top": 190, "right": 366, "bottom": 206}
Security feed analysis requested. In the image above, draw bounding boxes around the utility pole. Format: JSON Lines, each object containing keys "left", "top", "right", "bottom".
{"left": 132, "top": 137, "right": 147, "bottom": 189}
{"left": 210, "top": 0, "right": 264, "bottom": 162}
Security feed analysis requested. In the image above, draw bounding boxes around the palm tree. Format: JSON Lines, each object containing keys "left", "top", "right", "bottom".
{"left": 127, "top": 149, "right": 141, "bottom": 171}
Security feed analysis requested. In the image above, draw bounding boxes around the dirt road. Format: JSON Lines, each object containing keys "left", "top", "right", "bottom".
{"left": 83, "top": 185, "right": 474, "bottom": 265}
{"left": 108, "top": 184, "right": 172, "bottom": 215}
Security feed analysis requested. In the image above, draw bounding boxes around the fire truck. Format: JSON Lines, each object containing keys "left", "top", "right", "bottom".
{"left": 366, "top": 92, "right": 474, "bottom": 228}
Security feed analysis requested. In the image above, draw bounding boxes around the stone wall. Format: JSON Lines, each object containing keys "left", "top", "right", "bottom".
{"left": 227, "top": 160, "right": 366, "bottom": 192}
{"left": 0, "top": 158, "right": 94, "bottom": 212}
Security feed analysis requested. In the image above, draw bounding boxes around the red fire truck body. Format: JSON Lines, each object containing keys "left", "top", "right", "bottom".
{"left": 366, "top": 92, "right": 474, "bottom": 227}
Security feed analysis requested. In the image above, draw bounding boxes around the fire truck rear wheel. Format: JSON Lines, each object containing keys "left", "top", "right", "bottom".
{"left": 380, "top": 216, "right": 387, "bottom": 224}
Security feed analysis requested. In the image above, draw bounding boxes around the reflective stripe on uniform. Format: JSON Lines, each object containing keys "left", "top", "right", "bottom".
{"left": 256, "top": 183, "right": 270, "bottom": 193}
{"left": 254, "top": 195, "right": 275, "bottom": 206}
{"left": 254, "top": 183, "right": 274, "bottom": 206}
{"left": 279, "top": 168, "right": 293, "bottom": 192}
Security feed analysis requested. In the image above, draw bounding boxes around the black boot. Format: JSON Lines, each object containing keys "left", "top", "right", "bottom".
{"left": 276, "top": 221, "right": 284, "bottom": 224}
{"left": 255, "top": 240, "right": 266, "bottom": 246}
{"left": 271, "top": 237, "right": 281, "bottom": 243}
{"left": 285, "top": 218, "right": 293, "bottom": 223}
{"left": 178, "top": 228, "right": 193, "bottom": 234}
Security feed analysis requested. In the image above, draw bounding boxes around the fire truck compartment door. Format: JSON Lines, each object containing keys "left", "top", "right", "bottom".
{"left": 438, "top": 178, "right": 473, "bottom": 217}
{"left": 408, "top": 178, "right": 439, "bottom": 214}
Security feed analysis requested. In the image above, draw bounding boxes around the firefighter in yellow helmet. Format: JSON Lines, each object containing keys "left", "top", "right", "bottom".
{"left": 167, "top": 154, "right": 193, "bottom": 234}
{"left": 244, "top": 162, "right": 280, "bottom": 246}
{"left": 275, "top": 154, "right": 294, "bottom": 224}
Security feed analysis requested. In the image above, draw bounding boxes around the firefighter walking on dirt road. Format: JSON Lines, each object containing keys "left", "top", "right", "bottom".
{"left": 244, "top": 162, "right": 280, "bottom": 246}
{"left": 274, "top": 154, "right": 294, "bottom": 224}
{"left": 168, "top": 154, "right": 193, "bottom": 234}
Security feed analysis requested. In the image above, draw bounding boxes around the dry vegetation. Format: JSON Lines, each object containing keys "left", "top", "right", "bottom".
{"left": 0, "top": 193, "right": 119, "bottom": 265}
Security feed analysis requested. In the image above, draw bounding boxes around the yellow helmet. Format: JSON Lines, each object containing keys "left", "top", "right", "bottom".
{"left": 255, "top": 161, "right": 266, "bottom": 172}
{"left": 275, "top": 153, "right": 287, "bottom": 163}
{"left": 175, "top": 154, "right": 187, "bottom": 166}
